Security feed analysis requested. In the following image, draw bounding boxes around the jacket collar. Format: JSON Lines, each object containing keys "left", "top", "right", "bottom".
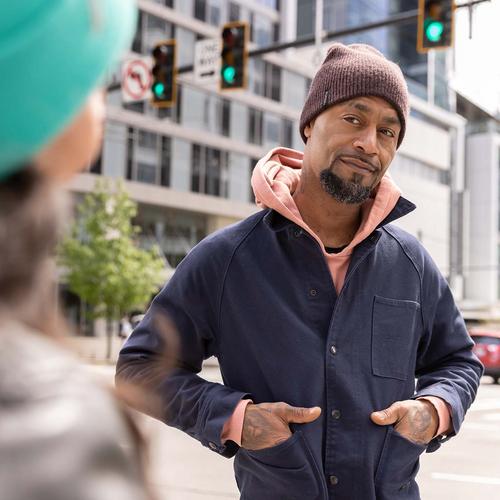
{"left": 375, "top": 196, "right": 416, "bottom": 229}
{"left": 263, "top": 196, "right": 416, "bottom": 233}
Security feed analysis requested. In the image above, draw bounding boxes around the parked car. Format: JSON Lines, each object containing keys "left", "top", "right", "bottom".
{"left": 470, "top": 329, "right": 500, "bottom": 384}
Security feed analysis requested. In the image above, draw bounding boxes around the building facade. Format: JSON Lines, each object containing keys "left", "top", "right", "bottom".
{"left": 65, "top": 0, "right": 469, "bottom": 334}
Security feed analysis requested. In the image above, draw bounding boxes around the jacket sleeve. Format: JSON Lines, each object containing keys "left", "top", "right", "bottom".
{"left": 116, "top": 237, "right": 250, "bottom": 458}
{"left": 413, "top": 255, "right": 483, "bottom": 452}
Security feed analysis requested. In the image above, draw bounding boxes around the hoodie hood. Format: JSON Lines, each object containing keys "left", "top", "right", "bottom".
{"left": 251, "top": 147, "right": 403, "bottom": 292}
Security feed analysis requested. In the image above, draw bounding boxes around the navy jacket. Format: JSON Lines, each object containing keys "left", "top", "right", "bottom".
{"left": 117, "top": 198, "right": 482, "bottom": 500}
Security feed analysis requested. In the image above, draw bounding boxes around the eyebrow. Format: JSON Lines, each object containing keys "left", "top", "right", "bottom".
{"left": 347, "top": 101, "right": 400, "bottom": 127}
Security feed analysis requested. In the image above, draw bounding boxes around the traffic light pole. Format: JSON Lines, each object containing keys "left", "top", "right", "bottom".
{"left": 107, "top": 0, "right": 490, "bottom": 91}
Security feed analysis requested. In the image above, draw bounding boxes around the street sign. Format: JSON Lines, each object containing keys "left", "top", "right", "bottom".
{"left": 122, "top": 57, "right": 153, "bottom": 103}
{"left": 194, "top": 38, "right": 220, "bottom": 84}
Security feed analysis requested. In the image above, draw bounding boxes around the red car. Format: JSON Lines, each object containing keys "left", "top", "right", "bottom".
{"left": 470, "top": 329, "right": 500, "bottom": 384}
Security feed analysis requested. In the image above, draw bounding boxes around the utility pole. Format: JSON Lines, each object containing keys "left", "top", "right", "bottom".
{"left": 313, "top": 0, "right": 324, "bottom": 67}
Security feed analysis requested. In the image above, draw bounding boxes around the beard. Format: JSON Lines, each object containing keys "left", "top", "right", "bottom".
{"left": 319, "top": 167, "right": 374, "bottom": 204}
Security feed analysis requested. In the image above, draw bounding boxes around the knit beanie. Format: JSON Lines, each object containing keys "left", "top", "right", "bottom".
{"left": 299, "top": 43, "right": 409, "bottom": 148}
{"left": 0, "top": 0, "right": 137, "bottom": 180}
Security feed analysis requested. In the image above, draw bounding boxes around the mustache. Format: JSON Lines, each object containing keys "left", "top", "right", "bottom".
{"left": 331, "top": 152, "right": 380, "bottom": 172}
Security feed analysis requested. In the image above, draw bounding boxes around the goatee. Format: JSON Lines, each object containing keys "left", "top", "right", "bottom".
{"left": 320, "top": 169, "right": 372, "bottom": 204}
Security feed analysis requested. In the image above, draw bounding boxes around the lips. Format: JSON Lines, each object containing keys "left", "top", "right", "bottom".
{"left": 339, "top": 157, "right": 377, "bottom": 173}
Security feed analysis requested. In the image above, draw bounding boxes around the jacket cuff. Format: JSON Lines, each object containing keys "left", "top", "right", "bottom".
{"left": 221, "top": 399, "right": 253, "bottom": 446}
{"left": 201, "top": 390, "right": 252, "bottom": 458}
{"left": 417, "top": 396, "right": 453, "bottom": 437}
{"left": 413, "top": 384, "right": 463, "bottom": 453}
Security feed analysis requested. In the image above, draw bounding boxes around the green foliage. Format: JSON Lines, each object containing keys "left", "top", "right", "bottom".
{"left": 59, "top": 178, "right": 165, "bottom": 321}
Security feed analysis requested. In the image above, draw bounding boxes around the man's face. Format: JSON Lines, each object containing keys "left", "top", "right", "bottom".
{"left": 303, "top": 96, "right": 401, "bottom": 204}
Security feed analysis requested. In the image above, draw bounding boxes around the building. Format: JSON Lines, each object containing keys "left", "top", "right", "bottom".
{"left": 456, "top": 93, "right": 500, "bottom": 321}
{"left": 64, "top": 0, "right": 468, "bottom": 336}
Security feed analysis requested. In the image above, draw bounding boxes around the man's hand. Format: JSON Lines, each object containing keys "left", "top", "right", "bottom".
{"left": 241, "top": 402, "right": 321, "bottom": 451}
{"left": 370, "top": 399, "right": 439, "bottom": 445}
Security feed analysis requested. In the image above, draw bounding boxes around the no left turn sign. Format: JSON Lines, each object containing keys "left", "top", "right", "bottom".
{"left": 122, "top": 57, "right": 153, "bottom": 103}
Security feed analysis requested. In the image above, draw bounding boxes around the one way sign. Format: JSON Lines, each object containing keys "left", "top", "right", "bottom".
{"left": 194, "top": 38, "right": 221, "bottom": 84}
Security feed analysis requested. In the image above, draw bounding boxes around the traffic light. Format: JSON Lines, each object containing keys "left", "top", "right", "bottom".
{"left": 417, "top": 0, "right": 455, "bottom": 53}
{"left": 151, "top": 40, "right": 176, "bottom": 107}
{"left": 220, "top": 22, "right": 248, "bottom": 91}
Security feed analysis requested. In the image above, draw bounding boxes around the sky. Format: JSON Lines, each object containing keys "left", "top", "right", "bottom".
{"left": 453, "top": 0, "right": 500, "bottom": 115}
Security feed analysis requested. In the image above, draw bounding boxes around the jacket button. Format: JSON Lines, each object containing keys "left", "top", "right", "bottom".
{"left": 331, "top": 409, "right": 341, "bottom": 419}
{"left": 309, "top": 289, "right": 317, "bottom": 297}
{"left": 208, "top": 442, "right": 218, "bottom": 451}
{"left": 330, "top": 345, "right": 337, "bottom": 355}
{"left": 329, "top": 475, "right": 339, "bottom": 486}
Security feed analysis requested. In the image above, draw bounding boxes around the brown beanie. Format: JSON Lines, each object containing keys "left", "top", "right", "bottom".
{"left": 299, "top": 43, "right": 409, "bottom": 148}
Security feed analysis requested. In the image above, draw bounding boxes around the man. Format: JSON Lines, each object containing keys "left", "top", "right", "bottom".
{"left": 117, "top": 43, "right": 482, "bottom": 499}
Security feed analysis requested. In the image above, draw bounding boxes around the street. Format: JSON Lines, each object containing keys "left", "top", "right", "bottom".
{"left": 88, "top": 364, "right": 500, "bottom": 500}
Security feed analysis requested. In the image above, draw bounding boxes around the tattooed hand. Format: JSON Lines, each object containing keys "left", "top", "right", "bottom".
{"left": 370, "top": 400, "right": 439, "bottom": 445}
{"left": 241, "top": 402, "right": 321, "bottom": 451}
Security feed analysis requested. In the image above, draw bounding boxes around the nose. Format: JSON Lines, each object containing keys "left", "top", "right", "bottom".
{"left": 352, "top": 126, "right": 378, "bottom": 156}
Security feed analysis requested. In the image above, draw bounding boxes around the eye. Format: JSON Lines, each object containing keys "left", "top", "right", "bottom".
{"left": 380, "top": 128, "right": 395, "bottom": 138}
{"left": 343, "top": 115, "right": 361, "bottom": 125}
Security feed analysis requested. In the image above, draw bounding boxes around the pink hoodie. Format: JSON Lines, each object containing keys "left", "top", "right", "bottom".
{"left": 221, "top": 147, "right": 451, "bottom": 445}
{"left": 250, "top": 147, "right": 401, "bottom": 292}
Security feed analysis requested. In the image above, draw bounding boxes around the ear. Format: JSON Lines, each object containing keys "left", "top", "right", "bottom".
{"left": 304, "top": 119, "right": 314, "bottom": 139}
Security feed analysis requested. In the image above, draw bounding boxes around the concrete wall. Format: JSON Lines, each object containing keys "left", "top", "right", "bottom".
{"left": 391, "top": 169, "right": 450, "bottom": 274}
{"left": 465, "top": 132, "right": 500, "bottom": 304}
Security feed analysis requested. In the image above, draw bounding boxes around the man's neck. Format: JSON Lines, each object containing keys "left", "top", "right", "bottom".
{"left": 293, "top": 181, "right": 362, "bottom": 249}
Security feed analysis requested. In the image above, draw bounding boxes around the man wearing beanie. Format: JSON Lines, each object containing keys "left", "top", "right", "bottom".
{"left": 118, "top": 43, "right": 481, "bottom": 499}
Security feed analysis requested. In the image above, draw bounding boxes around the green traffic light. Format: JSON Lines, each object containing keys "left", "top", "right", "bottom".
{"left": 223, "top": 66, "right": 236, "bottom": 84}
{"left": 425, "top": 20, "right": 444, "bottom": 42}
{"left": 153, "top": 82, "right": 165, "bottom": 97}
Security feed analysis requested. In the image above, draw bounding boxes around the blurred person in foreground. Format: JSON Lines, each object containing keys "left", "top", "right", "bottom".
{"left": 117, "top": 44, "right": 483, "bottom": 499}
{"left": 0, "top": 1, "right": 152, "bottom": 499}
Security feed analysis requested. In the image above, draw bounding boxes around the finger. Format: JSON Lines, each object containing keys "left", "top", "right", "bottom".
{"left": 370, "top": 401, "right": 404, "bottom": 426}
{"left": 280, "top": 404, "right": 322, "bottom": 424}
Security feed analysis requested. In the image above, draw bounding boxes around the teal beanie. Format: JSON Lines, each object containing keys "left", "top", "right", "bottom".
{"left": 0, "top": 0, "right": 137, "bottom": 180}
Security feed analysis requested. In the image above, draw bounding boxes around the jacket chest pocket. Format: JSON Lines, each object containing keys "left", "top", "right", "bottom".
{"left": 371, "top": 295, "right": 420, "bottom": 381}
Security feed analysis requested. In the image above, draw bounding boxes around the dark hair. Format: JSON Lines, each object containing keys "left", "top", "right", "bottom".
{"left": 0, "top": 166, "right": 65, "bottom": 335}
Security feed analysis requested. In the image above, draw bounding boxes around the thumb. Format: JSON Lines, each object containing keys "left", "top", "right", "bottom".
{"left": 282, "top": 404, "right": 322, "bottom": 424}
{"left": 371, "top": 402, "right": 403, "bottom": 426}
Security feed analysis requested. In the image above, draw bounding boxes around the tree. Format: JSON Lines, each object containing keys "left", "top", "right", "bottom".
{"left": 59, "top": 178, "right": 165, "bottom": 359}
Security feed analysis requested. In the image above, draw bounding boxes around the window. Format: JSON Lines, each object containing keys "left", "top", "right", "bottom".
{"left": 124, "top": 100, "right": 145, "bottom": 113}
{"left": 297, "top": 0, "right": 314, "bottom": 38}
{"left": 208, "top": 0, "right": 221, "bottom": 26}
{"left": 249, "top": 158, "right": 259, "bottom": 202}
{"left": 248, "top": 108, "right": 263, "bottom": 145}
{"left": 89, "top": 153, "right": 102, "bottom": 175}
{"left": 219, "top": 98, "right": 231, "bottom": 137}
{"left": 264, "top": 113, "right": 280, "bottom": 145}
{"left": 138, "top": 130, "right": 157, "bottom": 149}
{"left": 194, "top": 0, "right": 206, "bottom": 21}
{"left": 143, "top": 14, "right": 174, "bottom": 53}
{"left": 160, "top": 137, "right": 171, "bottom": 187}
{"left": 249, "top": 60, "right": 281, "bottom": 102}
{"left": 282, "top": 119, "right": 294, "bottom": 148}
{"left": 229, "top": 2, "right": 240, "bottom": 22}
{"left": 194, "top": 0, "right": 221, "bottom": 25}
{"left": 268, "top": 63, "right": 281, "bottom": 102}
{"left": 137, "top": 162, "right": 157, "bottom": 184}
{"left": 393, "top": 154, "right": 449, "bottom": 186}
{"left": 252, "top": 16, "right": 273, "bottom": 47}
{"left": 132, "top": 11, "right": 143, "bottom": 52}
{"left": 125, "top": 128, "right": 171, "bottom": 187}
{"left": 191, "top": 144, "right": 229, "bottom": 197}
